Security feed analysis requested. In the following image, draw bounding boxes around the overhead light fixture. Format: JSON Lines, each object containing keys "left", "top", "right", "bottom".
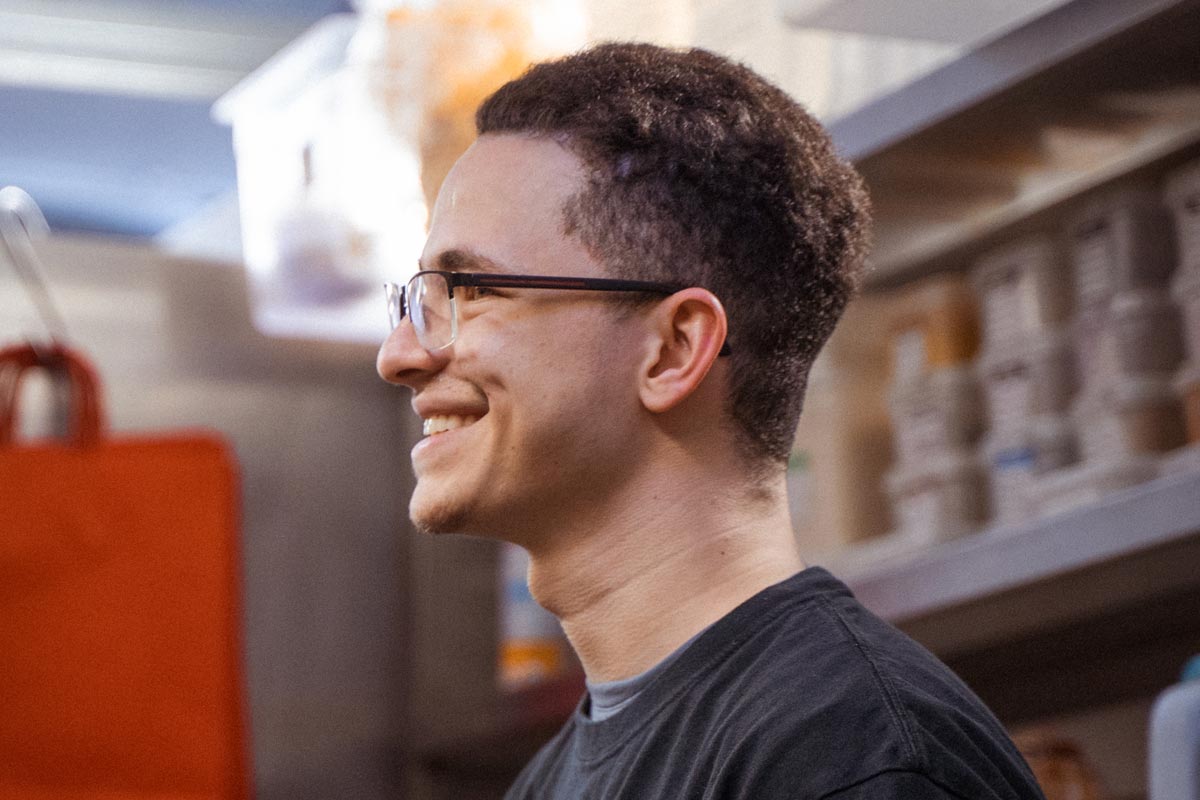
{"left": 778, "top": 0, "right": 1072, "bottom": 45}
{"left": 0, "top": 0, "right": 308, "bottom": 100}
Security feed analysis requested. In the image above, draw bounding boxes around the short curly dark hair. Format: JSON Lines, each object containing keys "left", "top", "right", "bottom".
{"left": 477, "top": 42, "right": 871, "bottom": 466}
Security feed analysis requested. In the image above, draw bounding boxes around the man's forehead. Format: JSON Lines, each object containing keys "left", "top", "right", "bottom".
{"left": 422, "top": 134, "right": 588, "bottom": 272}
{"left": 441, "top": 134, "right": 584, "bottom": 202}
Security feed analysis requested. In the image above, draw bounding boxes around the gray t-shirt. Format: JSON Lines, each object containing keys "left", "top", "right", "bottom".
{"left": 507, "top": 567, "right": 1045, "bottom": 800}
{"left": 586, "top": 626, "right": 710, "bottom": 722}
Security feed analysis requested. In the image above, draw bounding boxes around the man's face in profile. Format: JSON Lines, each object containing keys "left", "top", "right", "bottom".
{"left": 380, "top": 135, "right": 652, "bottom": 542}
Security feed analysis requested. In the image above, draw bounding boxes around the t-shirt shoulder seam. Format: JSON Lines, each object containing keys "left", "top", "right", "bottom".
{"left": 817, "top": 767, "right": 972, "bottom": 800}
{"left": 813, "top": 593, "right": 924, "bottom": 767}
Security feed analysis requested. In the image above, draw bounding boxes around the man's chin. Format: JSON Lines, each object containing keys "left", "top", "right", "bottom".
{"left": 408, "top": 485, "right": 473, "bottom": 535}
{"left": 409, "top": 503, "right": 467, "bottom": 535}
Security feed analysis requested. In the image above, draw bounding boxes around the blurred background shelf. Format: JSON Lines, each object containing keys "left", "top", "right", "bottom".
{"left": 824, "top": 0, "right": 1200, "bottom": 287}
{"left": 778, "top": 0, "right": 1070, "bottom": 45}
{"left": 834, "top": 469, "right": 1200, "bottom": 636}
{"left": 814, "top": 3, "right": 1200, "bottom": 796}
{"left": 6, "top": 1, "right": 1199, "bottom": 798}
{"left": 826, "top": 468, "right": 1200, "bottom": 723}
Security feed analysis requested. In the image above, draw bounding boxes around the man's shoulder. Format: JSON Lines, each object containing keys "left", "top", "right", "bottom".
{"left": 696, "top": 566, "right": 948, "bottom": 723}
{"left": 507, "top": 569, "right": 1045, "bottom": 800}
{"left": 691, "top": 583, "right": 926, "bottom": 789}
{"left": 692, "top": 572, "right": 1044, "bottom": 799}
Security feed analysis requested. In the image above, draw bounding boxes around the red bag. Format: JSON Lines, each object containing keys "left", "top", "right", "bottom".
{"left": 0, "top": 343, "right": 252, "bottom": 800}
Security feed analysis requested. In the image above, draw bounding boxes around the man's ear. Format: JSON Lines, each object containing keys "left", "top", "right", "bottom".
{"left": 639, "top": 288, "right": 729, "bottom": 414}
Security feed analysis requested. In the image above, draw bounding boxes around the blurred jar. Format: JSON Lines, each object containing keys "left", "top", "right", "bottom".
{"left": 219, "top": 1, "right": 583, "bottom": 341}
{"left": 353, "top": 0, "right": 586, "bottom": 207}
{"left": 1015, "top": 730, "right": 1107, "bottom": 800}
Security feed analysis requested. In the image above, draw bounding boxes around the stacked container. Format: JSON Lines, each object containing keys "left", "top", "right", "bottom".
{"left": 1165, "top": 159, "right": 1200, "bottom": 461}
{"left": 882, "top": 277, "right": 987, "bottom": 544}
{"left": 1148, "top": 655, "right": 1200, "bottom": 800}
{"left": 970, "top": 238, "right": 1075, "bottom": 525}
{"left": 498, "top": 543, "right": 571, "bottom": 691}
{"left": 1034, "top": 187, "right": 1187, "bottom": 514}
{"left": 786, "top": 294, "right": 897, "bottom": 559}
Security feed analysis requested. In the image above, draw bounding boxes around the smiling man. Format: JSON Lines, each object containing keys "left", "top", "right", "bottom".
{"left": 377, "top": 43, "right": 1045, "bottom": 800}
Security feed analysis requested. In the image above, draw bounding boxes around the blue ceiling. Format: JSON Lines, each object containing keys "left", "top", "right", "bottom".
{"left": 0, "top": 0, "right": 354, "bottom": 238}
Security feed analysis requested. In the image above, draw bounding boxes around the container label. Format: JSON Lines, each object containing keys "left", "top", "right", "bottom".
{"left": 989, "top": 446, "right": 1035, "bottom": 522}
{"left": 985, "top": 361, "right": 1033, "bottom": 436}
{"left": 979, "top": 263, "right": 1023, "bottom": 346}
{"left": 1075, "top": 320, "right": 1120, "bottom": 395}
{"left": 1174, "top": 193, "right": 1200, "bottom": 270}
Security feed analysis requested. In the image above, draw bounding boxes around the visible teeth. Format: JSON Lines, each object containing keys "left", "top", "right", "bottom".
{"left": 423, "top": 414, "right": 480, "bottom": 436}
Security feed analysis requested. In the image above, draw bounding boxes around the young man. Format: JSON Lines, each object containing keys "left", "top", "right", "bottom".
{"left": 377, "top": 43, "right": 1044, "bottom": 800}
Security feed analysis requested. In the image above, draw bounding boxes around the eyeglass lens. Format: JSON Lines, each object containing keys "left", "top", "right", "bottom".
{"left": 386, "top": 283, "right": 403, "bottom": 329}
{"left": 388, "top": 273, "right": 457, "bottom": 350}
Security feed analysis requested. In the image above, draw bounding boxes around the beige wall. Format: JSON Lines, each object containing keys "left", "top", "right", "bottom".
{"left": 1, "top": 9, "right": 968, "bottom": 800}
{"left": 2, "top": 233, "right": 500, "bottom": 799}
{"left": 584, "top": 0, "right": 955, "bottom": 120}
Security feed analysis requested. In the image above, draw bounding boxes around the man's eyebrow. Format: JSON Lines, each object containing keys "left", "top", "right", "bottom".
{"left": 423, "top": 248, "right": 510, "bottom": 274}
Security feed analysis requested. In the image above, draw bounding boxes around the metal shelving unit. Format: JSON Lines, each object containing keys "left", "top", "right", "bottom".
{"left": 827, "top": 469, "right": 1200, "bottom": 718}
{"left": 835, "top": 469, "right": 1200, "bottom": 629}
{"left": 823, "top": 0, "right": 1200, "bottom": 287}
{"left": 811, "top": 0, "right": 1200, "bottom": 777}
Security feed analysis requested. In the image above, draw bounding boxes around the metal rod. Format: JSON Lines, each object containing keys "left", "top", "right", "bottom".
{"left": 1, "top": 187, "right": 73, "bottom": 438}
{"left": 0, "top": 186, "right": 71, "bottom": 346}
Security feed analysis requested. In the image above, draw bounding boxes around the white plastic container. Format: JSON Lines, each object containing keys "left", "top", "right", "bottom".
{"left": 1164, "top": 158, "right": 1200, "bottom": 275}
{"left": 1111, "top": 288, "right": 1185, "bottom": 375}
{"left": 884, "top": 451, "right": 986, "bottom": 544}
{"left": 1067, "top": 187, "right": 1177, "bottom": 312}
{"left": 1073, "top": 375, "right": 1186, "bottom": 462}
{"left": 980, "top": 429, "right": 1037, "bottom": 526}
{"left": 214, "top": 14, "right": 420, "bottom": 343}
{"left": 1073, "top": 307, "right": 1122, "bottom": 397}
{"left": 1179, "top": 361, "right": 1200, "bottom": 444}
{"left": 786, "top": 301, "right": 899, "bottom": 557}
{"left": 1029, "top": 455, "right": 1158, "bottom": 518}
{"left": 978, "top": 330, "right": 1077, "bottom": 442}
{"left": 1113, "top": 374, "right": 1188, "bottom": 454}
{"left": 889, "top": 366, "right": 984, "bottom": 466}
{"left": 1163, "top": 360, "right": 1200, "bottom": 472}
{"left": 498, "top": 543, "right": 569, "bottom": 690}
{"left": 977, "top": 347, "right": 1033, "bottom": 442}
{"left": 1029, "top": 413, "right": 1078, "bottom": 472}
{"left": 971, "top": 237, "right": 1072, "bottom": 353}
{"left": 1029, "top": 328, "right": 1078, "bottom": 415}
{"left": 1174, "top": 269, "right": 1200, "bottom": 363}
{"left": 1073, "top": 288, "right": 1183, "bottom": 399}
{"left": 1148, "top": 655, "right": 1200, "bottom": 800}
{"left": 980, "top": 414, "right": 1076, "bottom": 526}
{"left": 1072, "top": 387, "right": 1120, "bottom": 466}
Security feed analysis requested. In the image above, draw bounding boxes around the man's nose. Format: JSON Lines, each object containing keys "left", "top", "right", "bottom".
{"left": 376, "top": 318, "right": 444, "bottom": 388}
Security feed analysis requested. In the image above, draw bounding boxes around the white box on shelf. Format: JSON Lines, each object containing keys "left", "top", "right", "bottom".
{"left": 888, "top": 365, "right": 984, "bottom": 465}
{"left": 1029, "top": 455, "right": 1159, "bottom": 518}
{"left": 213, "top": 14, "right": 426, "bottom": 344}
{"left": 883, "top": 449, "right": 987, "bottom": 544}
{"left": 970, "top": 237, "right": 1072, "bottom": 354}
{"left": 1164, "top": 157, "right": 1200, "bottom": 276}
{"left": 1174, "top": 268, "right": 1200, "bottom": 362}
{"left": 1067, "top": 187, "right": 1177, "bottom": 313}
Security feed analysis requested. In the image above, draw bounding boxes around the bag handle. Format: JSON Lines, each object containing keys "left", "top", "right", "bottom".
{"left": 0, "top": 343, "right": 105, "bottom": 447}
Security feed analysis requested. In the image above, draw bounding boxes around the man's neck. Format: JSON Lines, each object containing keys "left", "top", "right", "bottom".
{"left": 524, "top": 473, "right": 804, "bottom": 683}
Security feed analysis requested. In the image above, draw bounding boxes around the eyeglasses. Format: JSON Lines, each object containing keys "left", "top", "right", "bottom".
{"left": 385, "top": 270, "right": 731, "bottom": 354}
